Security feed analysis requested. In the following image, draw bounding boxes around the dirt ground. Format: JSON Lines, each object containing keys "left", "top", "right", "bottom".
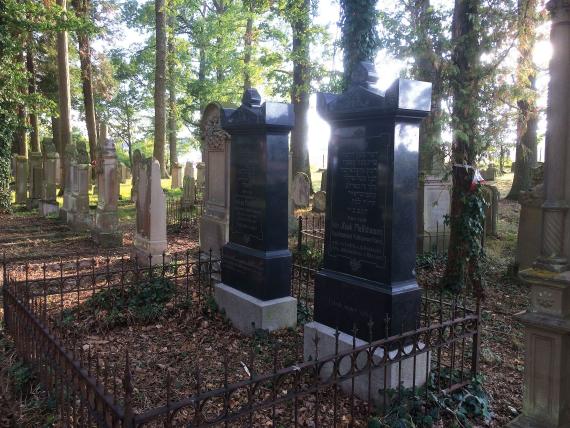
{"left": 1, "top": 174, "right": 528, "bottom": 427}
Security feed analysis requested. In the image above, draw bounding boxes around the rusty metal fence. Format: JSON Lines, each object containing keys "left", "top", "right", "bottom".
{"left": 2, "top": 248, "right": 481, "bottom": 427}
{"left": 166, "top": 197, "right": 204, "bottom": 231}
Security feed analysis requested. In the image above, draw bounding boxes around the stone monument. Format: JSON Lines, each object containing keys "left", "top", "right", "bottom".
{"left": 196, "top": 162, "right": 205, "bottom": 192}
{"left": 69, "top": 142, "right": 91, "bottom": 229}
{"left": 181, "top": 175, "right": 196, "bottom": 208}
{"left": 131, "top": 149, "right": 143, "bottom": 202}
{"left": 199, "top": 103, "right": 231, "bottom": 255}
{"left": 59, "top": 142, "right": 77, "bottom": 222}
{"left": 15, "top": 156, "right": 28, "bottom": 205}
{"left": 92, "top": 137, "right": 121, "bottom": 246}
{"left": 27, "top": 151, "right": 43, "bottom": 209}
{"left": 509, "top": 1, "right": 570, "bottom": 426}
{"left": 38, "top": 140, "right": 60, "bottom": 217}
{"left": 482, "top": 184, "right": 500, "bottom": 237}
{"left": 215, "top": 89, "right": 297, "bottom": 334}
{"left": 312, "top": 190, "right": 326, "bottom": 213}
{"left": 133, "top": 158, "right": 167, "bottom": 264}
{"left": 320, "top": 169, "right": 327, "bottom": 192}
{"left": 418, "top": 174, "right": 451, "bottom": 253}
{"left": 184, "top": 161, "right": 195, "bottom": 179}
{"left": 171, "top": 163, "right": 183, "bottom": 189}
{"left": 292, "top": 172, "right": 310, "bottom": 208}
{"left": 304, "top": 62, "right": 432, "bottom": 399}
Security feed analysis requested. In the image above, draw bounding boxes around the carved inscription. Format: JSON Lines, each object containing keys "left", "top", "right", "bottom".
{"left": 328, "top": 127, "right": 388, "bottom": 276}
{"left": 231, "top": 137, "right": 263, "bottom": 245}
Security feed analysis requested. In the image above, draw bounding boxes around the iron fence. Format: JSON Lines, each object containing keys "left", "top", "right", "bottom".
{"left": 2, "top": 247, "right": 481, "bottom": 427}
{"left": 166, "top": 197, "right": 204, "bottom": 231}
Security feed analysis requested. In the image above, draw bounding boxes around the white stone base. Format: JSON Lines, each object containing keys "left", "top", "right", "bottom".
{"left": 214, "top": 283, "right": 297, "bottom": 334}
{"left": 38, "top": 200, "right": 59, "bottom": 217}
{"left": 304, "top": 322, "right": 430, "bottom": 405}
{"left": 132, "top": 234, "right": 168, "bottom": 265}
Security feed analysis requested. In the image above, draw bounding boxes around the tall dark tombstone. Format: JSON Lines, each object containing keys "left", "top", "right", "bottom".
{"left": 313, "top": 62, "right": 432, "bottom": 342}
{"left": 216, "top": 89, "right": 297, "bottom": 334}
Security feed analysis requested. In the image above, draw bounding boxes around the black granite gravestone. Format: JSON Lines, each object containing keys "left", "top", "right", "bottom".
{"left": 315, "top": 62, "right": 432, "bottom": 341}
{"left": 220, "top": 89, "right": 295, "bottom": 301}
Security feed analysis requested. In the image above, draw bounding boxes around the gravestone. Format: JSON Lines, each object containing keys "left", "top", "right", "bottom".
{"left": 312, "top": 190, "right": 326, "bottom": 213}
{"left": 320, "top": 169, "right": 327, "bottom": 192}
{"left": 482, "top": 165, "right": 497, "bottom": 181}
{"left": 181, "top": 176, "right": 196, "bottom": 208}
{"left": 215, "top": 89, "right": 297, "bottom": 334}
{"left": 55, "top": 155, "right": 61, "bottom": 186}
{"left": 133, "top": 158, "right": 167, "bottom": 264}
{"left": 199, "top": 103, "right": 231, "bottom": 256}
{"left": 510, "top": 162, "right": 516, "bottom": 173}
{"left": 59, "top": 143, "right": 77, "bottom": 221}
{"left": 184, "top": 161, "right": 195, "bottom": 179}
{"left": 418, "top": 175, "right": 451, "bottom": 253}
{"left": 482, "top": 184, "right": 499, "bottom": 237}
{"left": 15, "top": 156, "right": 28, "bottom": 204}
{"left": 93, "top": 137, "right": 121, "bottom": 246}
{"left": 38, "top": 140, "right": 60, "bottom": 217}
{"left": 171, "top": 163, "right": 183, "bottom": 189}
{"left": 304, "top": 62, "right": 432, "bottom": 398}
{"left": 196, "top": 162, "right": 205, "bottom": 191}
{"left": 292, "top": 172, "right": 310, "bottom": 208}
{"left": 131, "top": 149, "right": 143, "bottom": 202}
{"left": 69, "top": 142, "right": 91, "bottom": 229}
{"left": 27, "top": 151, "right": 43, "bottom": 209}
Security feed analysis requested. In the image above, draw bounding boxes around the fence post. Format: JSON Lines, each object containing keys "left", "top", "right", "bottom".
{"left": 123, "top": 351, "right": 134, "bottom": 428}
{"left": 297, "top": 216, "right": 303, "bottom": 252}
{"left": 471, "top": 299, "right": 482, "bottom": 377}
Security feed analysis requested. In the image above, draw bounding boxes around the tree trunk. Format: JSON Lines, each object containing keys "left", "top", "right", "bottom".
{"left": 15, "top": 50, "right": 28, "bottom": 157}
{"left": 199, "top": 46, "right": 206, "bottom": 161}
{"left": 56, "top": 0, "right": 73, "bottom": 193}
{"left": 444, "top": 0, "right": 482, "bottom": 293}
{"left": 72, "top": 0, "right": 98, "bottom": 164}
{"left": 290, "top": 0, "right": 312, "bottom": 190}
{"left": 507, "top": 0, "right": 539, "bottom": 200}
{"left": 153, "top": 0, "right": 168, "bottom": 177}
{"left": 52, "top": 116, "right": 61, "bottom": 155}
{"left": 243, "top": 13, "right": 253, "bottom": 90}
{"left": 26, "top": 37, "right": 40, "bottom": 153}
{"left": 167, "top": 23, "right": 178, "bottom": 172}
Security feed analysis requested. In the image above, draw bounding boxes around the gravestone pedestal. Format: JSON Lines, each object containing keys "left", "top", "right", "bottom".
{"left": 216, "top": 89, "right": 297, "bottom": 334}
{"left": 305, "top": 63, "right": 432, "bottom": 398}
{"left": 199, "top": 103, "right": 231, "bottom": 256}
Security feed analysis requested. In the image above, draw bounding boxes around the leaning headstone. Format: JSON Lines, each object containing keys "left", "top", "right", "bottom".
{"left": 312, "top": 190, "right": 326, "bottom": 213}
{"left": 27, "top": 151, "right": 43, "bottom": 209}
{"left": 171, "top": 163, "right": 183, "bottom": 189}
{"left": 292, "top": 172, "right": 310, "bottom": 208}
{"left": 130, "top": 149, "right": 143, "bottom": 202}
{"left": 418, "top": 174, "right": 452, "bottom": 253}
{"left": 133, "top": 158, "right": 167, "bottom": 264}
{"left": 304, "top": 62, "right": 432, "bottom": 400}
{"left": 39, "top": 140, "right": 60, "bottom": 216}
{"left": 199, "top": 103, "right": 231, "bottom": 256}
{"left": 15, "top": 156, "right": 28, "bottom": 204}
{"left": 320, "top": 169, "right": 327, "bottom": 192}
{"left": 196, "top": 162, "right": 205, "bottom": 191}
{"left": 215, "top": 89, "right": 297, "bottom": 334}
{"left": 69, "top": 142, "right": 91, "bottom": 228}
{"left": 482, "top": 184, "right": 499, "bottom": 237}
{"left": 59, "top": 143, "right": 77, "bottom": 221}
{"left": 93, "top": 137, "right": 121, "bottom": 246}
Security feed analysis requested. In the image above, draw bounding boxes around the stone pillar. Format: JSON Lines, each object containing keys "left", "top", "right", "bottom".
{"left": 132, "top": 158, "right": 167, "bottom": 265}
{"left": 171, "top": 163, "right": 183, "bottom": 189}
{"left": 15, "top": 156, "right": 28, "bottom": 205}
{"left": 196, "top": 162, "right": 205, "bottom": 193}
{"left": 215, "top": 89, "right": 297, "bottom": 334}
{"left": 184, "top": 161, "right": 195, "bottom": 179}
{"left": 59, "top": 143, "right": 77, "bottom": 222}
{"left": 304, "top": 62, "right": 432, "bottom": 402}
{"left": 199, "top": 103, "right": 231, "bottom": 256}
{"left": 39, "top": 152, "right": 60, "bottom": 216}
{"left": 509, "top": 2, "right": 570, "bottom": 427}
{"left": 71, "top": 164, "right": 91, "bottom": 230}
{"left": 92, "top": 137, "right": 121, "bottom": 247}
{"left": 27, "top": 152, "right": 43, "bottom": 209}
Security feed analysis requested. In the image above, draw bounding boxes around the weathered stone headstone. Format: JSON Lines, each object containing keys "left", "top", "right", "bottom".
{"left": 69, "top": 142, "right": 91, "bottom": 228}
{"left": 516, "top": 184, "right": 544, "bottom": 270}
{"left": 118, "top": 162, "right": 128, "bottom": 184}
{"left": 312, "top": 190, "right": 326, "bottom": 213}
{"left": 181, "top": 176, "right": 196, "bottom": 208}
{"left": 60, "top": 142, "right": 77, "bottom": 221}
{"left": 15, "top": 156, "right": 28, "bottom": 205}
{"left": 133, "top": 158, "right": 167, "bottom": 264}
{"left": 215, "top": 89, "right": 297, "bottom": 334}
{"left": 320, "top": 169, "right": 327, "bottom": 192}
{"left": 418, "top": 175, "right": 451, "bottom": 252}
{"left": 93, "top": 137, "right": 121, "bottom": 246}
{"left": 199, "top": 103, "right": 231, "bottom": 256}
{"left": 27, "top": 151, "right": 43, "bottom": 209}
{"left": 482, "top": 184, "right": 499, "bottom": 237}
{"left": 292, "top": 172, "right": 310, "bottom": 208}
{"left": 304, "top": 63, "right": 432, "bottom": 399}
{"left": 482, "top": 164, "right": 497, "bottom": 181}
{"left": 184, "top": 161, "right": 195, "bottom": 179}
{"left": 131, "top": 149, "right": 143, "bottom": 202}
{"left": 171, "top": 163, "right": 183, "bottom": 189}
{"left": 39, "top": 140, "right": 60, "bottom": 216}
{"left": 196, "top": 162, "right": 205, "bottom": 191}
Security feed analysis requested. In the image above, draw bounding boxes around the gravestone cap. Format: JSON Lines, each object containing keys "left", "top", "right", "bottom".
{"left": 242, "top": 88, "right": 262, "bottom": 107}
{"left": 351, "top": 61, "right": 378, "bottom": 87}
